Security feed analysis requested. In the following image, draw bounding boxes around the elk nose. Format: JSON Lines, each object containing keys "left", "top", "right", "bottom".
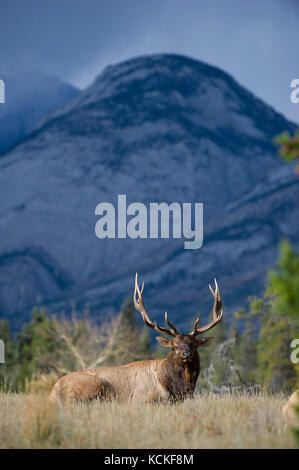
{"left": 183, "top": 351, "right": 192, "bottom": 358}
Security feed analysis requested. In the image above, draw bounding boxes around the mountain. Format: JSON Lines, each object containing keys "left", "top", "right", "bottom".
{"left": 0, "top": 54, "right": 298, "bottom": 331}
{"left": 0, "top": 71, "right": 78, "bottom": 154}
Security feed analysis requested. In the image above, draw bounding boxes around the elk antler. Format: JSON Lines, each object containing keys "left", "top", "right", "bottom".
{"left": 134, "top": 273, "right": 180, "bottom": 337}
{"left": 190, "top": 278, "right": 223, "bottom": 336}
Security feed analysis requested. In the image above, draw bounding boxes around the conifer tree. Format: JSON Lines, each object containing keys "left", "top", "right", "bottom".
{"left": 14, "top": 308, "right": 59, "bottom": 389}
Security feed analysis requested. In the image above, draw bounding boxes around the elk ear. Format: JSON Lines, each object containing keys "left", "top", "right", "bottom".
{"left": 196, "top": 337, "right": 214, "bottom": 347}
{"left": 156, "top": 336, "right": 173, "bottom": 348}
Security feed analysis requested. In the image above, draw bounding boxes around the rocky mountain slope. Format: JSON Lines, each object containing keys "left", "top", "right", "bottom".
{"left": 0, "top": 54, "right": 298, "bottom": 331}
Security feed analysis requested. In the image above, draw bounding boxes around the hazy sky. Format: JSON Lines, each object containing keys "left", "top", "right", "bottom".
{"left": 1, "top": 0, "right": 298, "bottom": 122}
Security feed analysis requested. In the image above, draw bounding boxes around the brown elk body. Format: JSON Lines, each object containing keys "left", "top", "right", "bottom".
{"left": 49, "top": 274, "right": 223, "bottom": 404}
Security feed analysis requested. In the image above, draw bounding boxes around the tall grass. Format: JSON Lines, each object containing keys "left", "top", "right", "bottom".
{"left": 0, "top": 391, "right": 296, "bottom": 449}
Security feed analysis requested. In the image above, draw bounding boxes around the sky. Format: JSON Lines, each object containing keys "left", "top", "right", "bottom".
{"left": 0, "top": 0, "right": 298, "bottom": 123}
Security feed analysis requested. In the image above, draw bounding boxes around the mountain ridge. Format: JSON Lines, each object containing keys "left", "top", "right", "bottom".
{"left": 0, "top": 54, "right": 298, "bottom": 331}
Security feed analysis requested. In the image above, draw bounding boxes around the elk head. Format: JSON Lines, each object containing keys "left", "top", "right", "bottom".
{"left": 133, "top": 273, "right": 223, "bottom": 362}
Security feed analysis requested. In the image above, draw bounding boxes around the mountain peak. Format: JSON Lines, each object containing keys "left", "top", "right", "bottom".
{"left": 64, "top": 53, "right": 292, "bottom": 139}
{"left": 75, "top": 53, "right": 239, "bottom": 106}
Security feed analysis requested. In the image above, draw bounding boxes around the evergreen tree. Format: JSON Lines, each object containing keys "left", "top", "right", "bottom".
{"left": 14, "top": 308, "right": 60, "bottom": 389}
{"left": 245, "top": 242, "right": 299, "bottom": 391}
{"left": 256, "top": 300, "right": 298, "bottom": 391}
{"left": 230, "top": 239, "right": 299, "bottom": 392}
{"left": 268, "top": 240, "right": 299, "bottom": 321}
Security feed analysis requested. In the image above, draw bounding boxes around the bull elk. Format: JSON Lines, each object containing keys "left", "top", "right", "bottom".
{"left": 49, "top": 274, "right": 223, "bottom": 404}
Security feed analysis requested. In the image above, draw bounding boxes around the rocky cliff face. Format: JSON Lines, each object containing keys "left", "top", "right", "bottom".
{"left": 0, "top": 54, "right": 297, "bottom": 330}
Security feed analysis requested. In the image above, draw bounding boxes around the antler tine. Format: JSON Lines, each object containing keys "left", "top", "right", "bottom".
{"left": 165, "top": 311, "right": 180, "bottom": 336}
{"left": 190, "top": 278, "right": 223, "bottom": 336}
{"left": 133, "top": 273, "right": 179, "bottom": 337}
{"left": 212, "top": 278, "right": 222, "bottom": 321}
{"left": 190, "top": 317, "right": 200, "bottom": 335}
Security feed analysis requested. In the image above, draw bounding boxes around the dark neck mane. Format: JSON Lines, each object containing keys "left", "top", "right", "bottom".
{"left": 158, "top": 350, "right": 200, "bottom": 399}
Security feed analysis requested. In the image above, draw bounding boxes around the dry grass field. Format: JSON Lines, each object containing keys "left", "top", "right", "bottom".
{"left": 0, "top": 391, "right": 297, "bottom": 449}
